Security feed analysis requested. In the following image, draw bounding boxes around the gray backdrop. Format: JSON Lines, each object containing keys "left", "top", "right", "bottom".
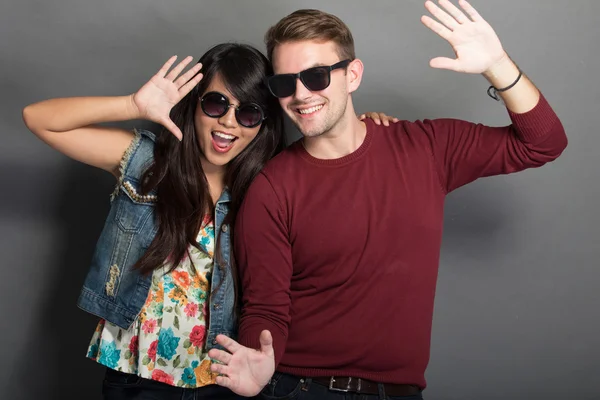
{"left": 1, "top": 1, "right": 598, "bottom": 399}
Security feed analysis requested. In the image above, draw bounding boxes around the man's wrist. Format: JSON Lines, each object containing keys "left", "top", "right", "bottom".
{"left": 482, "top": 52, "right": 520, "bottom": 89}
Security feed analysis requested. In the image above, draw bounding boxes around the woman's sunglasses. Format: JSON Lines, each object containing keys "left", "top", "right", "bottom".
{"left": 265, "top": 59, "right": 351, "bottom": 98}
{"left": 200, "top": 91, "right": 266, "bottom": 128}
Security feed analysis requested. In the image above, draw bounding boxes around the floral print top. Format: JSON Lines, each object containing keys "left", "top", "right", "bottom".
{"left": 87, "top": 216, "right": 218, "bottom": 388}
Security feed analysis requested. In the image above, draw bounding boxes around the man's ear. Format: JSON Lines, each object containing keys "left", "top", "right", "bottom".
{"left": 347, "top": 58, "right": 364, "bottom": 94}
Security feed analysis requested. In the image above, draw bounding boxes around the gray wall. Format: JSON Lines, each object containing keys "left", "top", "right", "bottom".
{"left": 1, "top": 1, "right": 598, "bottom": 399}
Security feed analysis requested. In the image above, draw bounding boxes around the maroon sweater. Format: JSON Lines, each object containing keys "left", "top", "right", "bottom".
{"left": 235, "top": 94, "right": 567, "bottom": 389}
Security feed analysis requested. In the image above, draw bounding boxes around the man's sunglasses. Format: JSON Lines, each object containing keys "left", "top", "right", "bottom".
{"left": 200, "top": 91, "right": 266, "bottom": 128}
{"left": 265, "top": 59, "right": 351, "bottom": 98}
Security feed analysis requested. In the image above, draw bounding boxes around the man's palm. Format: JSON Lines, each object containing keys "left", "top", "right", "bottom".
{"left": 208, "top": 330, "right": 275, "bottom": 397}
{"left": 421, "top": 0, "right": 507, "bottom": 74}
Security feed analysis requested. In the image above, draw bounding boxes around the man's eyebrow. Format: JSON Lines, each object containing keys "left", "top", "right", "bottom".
{"left": 306, "top": 63, "right": 330, "bottom": 69}
{"left": 276, "top": 62, "right": 330, "bottom": 75}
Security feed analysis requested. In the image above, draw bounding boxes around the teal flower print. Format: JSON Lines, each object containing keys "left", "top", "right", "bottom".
{"left": 98, "top": 340, "right": 121, "bottom": 369}
{"left": 181, "top": 361, "right": 197, "bottom": 386}
{"left": 190, "top": 287, "right": 207, "bottom": 303}
{"left": 198, "top": 234, "right": 211, "bottom": 253}
{"left": 87, "top": 343, "right": 99, "bottom": 359}
{"left": 157, "top": 328, "right": 180, "bottom": 360}
{"left": 151, "top": 302, "right": 163, "bottom": 317}
{"left": 163, "top": 275, "right": 176, "bottom": 292}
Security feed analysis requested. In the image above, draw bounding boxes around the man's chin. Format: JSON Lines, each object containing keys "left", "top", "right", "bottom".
{"left": 293, "top": 120, "right": 325, "bottom": 138}
{"left": 300, "top": 130, "right": 325, "bottom": 138}
{"left": 296, "top": 125, "right": 323, "bottom": 138}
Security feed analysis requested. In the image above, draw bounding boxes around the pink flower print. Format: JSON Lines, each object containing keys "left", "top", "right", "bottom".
{"left": 142, "top": 319, "right": 157, "bottom": 334}
{"left": 184, "top": 302, "right": 198, "bottom": 318}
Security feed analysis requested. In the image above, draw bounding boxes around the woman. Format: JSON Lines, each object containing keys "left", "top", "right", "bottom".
{"left": 22, "top": 43, "right": 395, "bottom": 399}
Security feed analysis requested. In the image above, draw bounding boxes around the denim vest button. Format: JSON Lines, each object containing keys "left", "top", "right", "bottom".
{"left": 214, "top": 303, "right": 221, "bottom": 309}
{"left": 212, "top": 339, "right": 218, "bottom": 345}
{"left": 221, "top": 224, "right": 228, "bottom": 232}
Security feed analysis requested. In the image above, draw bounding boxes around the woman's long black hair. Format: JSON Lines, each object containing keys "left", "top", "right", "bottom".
{"left": 135, "top": 43, "right": 285, "bottom": 310}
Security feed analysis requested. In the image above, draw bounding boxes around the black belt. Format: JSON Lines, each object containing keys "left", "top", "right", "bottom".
{"left": 312, "top": 376, "right": 421, "bottom": 396}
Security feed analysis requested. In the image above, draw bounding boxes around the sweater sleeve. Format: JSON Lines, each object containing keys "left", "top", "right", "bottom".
{"left": 421, "top": 93, "right": 568, "bottom": 193}
{"left": 234, "top": 172, "right": 292, "bottom": 367}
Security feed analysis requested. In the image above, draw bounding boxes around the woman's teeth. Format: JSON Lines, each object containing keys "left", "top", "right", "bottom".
{"left": 212, "top": 131, "right": 236, "bottom": 149}
{"left": 213, "top": 131, "right": 236, "bottom": 140}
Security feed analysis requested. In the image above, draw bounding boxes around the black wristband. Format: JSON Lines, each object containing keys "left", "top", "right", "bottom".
{"left": 487, "top": 70, "right": 523, "bottom": 101}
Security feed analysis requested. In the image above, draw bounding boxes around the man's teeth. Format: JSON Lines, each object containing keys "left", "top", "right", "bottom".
{"left": 298, "top": 105, "right": 324, "bottom": 115}
{"left": 213, "top": 131, "right": 236, "bottom": 140}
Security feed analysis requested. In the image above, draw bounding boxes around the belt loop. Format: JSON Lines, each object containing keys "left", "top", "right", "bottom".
{"left": 377, "top": 382, "right": 387, "bottom": 400}
{"left": 301, "top": 377, "right": 312, "bottom": 392}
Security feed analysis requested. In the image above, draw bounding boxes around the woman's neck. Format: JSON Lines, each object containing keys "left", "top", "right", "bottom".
{"left": 201, "top": 158, "right": 226, "bottom": 205}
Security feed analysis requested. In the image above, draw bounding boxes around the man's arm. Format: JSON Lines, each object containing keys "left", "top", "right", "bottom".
{"left": 207, "top": 172, "right": 292, "bottom": 396}
{"left": 419, "top": 0, "right": 567, "bottom": 192}
{"left": 421, "top": 0, "right": 541, "bottom": 113}
{"left": 235, "top": 172, "right": 293, "bottom": 365}
{"left": 483, "top": 54, "right": 539, "bottom": 114}
{"left": 420, "top": 101, "right": 567, "bottom": 192}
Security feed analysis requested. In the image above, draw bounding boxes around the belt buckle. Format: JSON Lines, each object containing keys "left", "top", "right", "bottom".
{"left": 328, "top": 377, "right": 362, "bottom": 393}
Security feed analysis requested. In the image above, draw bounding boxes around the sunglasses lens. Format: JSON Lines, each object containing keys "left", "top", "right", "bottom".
{"left": 268, "top": 75, "right": 296, "bottom": 98}
{"left": 202, "top": 92, "right": 228, "bottom": 117}
{"left": 237, "top": 104, "right": 263, "bottom": 128}
{"left": 202, "top": 91, "right": 263, "bottom": 128}
{"left": 302, "top": 67, "right": 330, "bottom": 91}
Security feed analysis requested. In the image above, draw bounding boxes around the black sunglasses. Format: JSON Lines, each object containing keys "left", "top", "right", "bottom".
{"left": 265, "top": 59, "right": 352, "bottom": 98}
{"left": 200, "top": 91, "right": 266, "bottom": 128}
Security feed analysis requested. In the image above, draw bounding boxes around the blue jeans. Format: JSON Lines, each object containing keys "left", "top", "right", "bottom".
{"left": 102, "top": 368, "right": 246, "bottom": 400}
{"left": 259, "top": 372, "right": 424, "bottom": 400}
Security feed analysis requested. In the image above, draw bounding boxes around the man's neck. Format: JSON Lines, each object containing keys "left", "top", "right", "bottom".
{"left": 302, "top": 110, "right": 367, "bottom": 160}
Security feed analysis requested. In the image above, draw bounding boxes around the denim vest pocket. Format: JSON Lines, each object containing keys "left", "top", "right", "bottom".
{"left": 78, "top": 129, "right": 159, "bottom": 329}
{"left": 115, "top": 178, "right": 157, "bottom": 236}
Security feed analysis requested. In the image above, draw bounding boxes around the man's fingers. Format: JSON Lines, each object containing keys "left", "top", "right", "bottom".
{"left": 425, "top": 0, "right": 459, "bottom": 30}
{"left": 458, "top": 0, "right": 483, "bottom": 22}
{"left": 210, "top": 362, "right": 229, "bottom": 375}
{"left": 259, "top": 330, "right": 274, "bottom": 358}
{"left": 216, "top": 334, "right": 242, "bottom": 353}
{"left": 429, "top": 56, "right": 460, "bottom": 71}
{"left": 438, "top": 0, "right": 470, "bottom": 24}
{"left": 208, "top": 348, "right": 233, "bottom": 365}
{"left": 215, "top": 375, "right": 234, "bottom": 389}
{"left": 421, "top": 15, "right": 452, "bottom": 41}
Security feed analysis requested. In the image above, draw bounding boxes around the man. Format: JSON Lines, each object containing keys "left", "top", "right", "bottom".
{"left": 208, "top": 1, "right": 568, "bottom": 398}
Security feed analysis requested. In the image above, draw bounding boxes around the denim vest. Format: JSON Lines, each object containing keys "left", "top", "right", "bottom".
{"left": 77, "top": 129, "right": 237, "bottom": 350}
